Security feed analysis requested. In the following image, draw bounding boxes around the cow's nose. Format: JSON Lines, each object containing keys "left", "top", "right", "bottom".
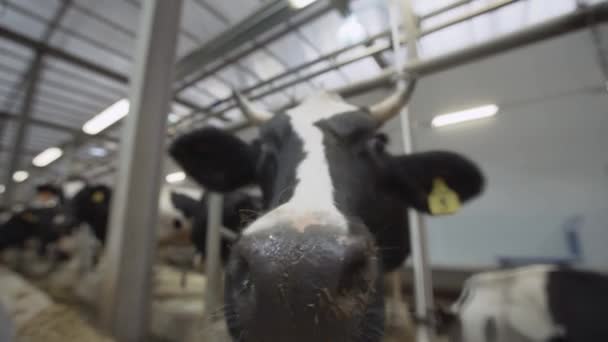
{"left": 232, "top": 226, "right": 376, "bottom": 302}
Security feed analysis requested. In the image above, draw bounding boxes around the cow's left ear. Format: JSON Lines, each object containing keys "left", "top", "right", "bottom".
{"left": 383, "top": 151, "right": 485, "bottom": 212}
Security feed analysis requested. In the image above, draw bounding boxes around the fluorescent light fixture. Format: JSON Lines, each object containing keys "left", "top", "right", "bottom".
{"left": 166, "top": 171, "right": 186, "bottom": 184}
{"left": 13, "top": 171, "right": 29, "bottom": 183}
{"left": 88, "top": 146, "right": 108, "bottom": 157}
{"left": 83, "top": 98, "right": 130, "bottom": 135}
{"left": 338, "top": 15, "right": 366, "bottom": 45}
{"left": 0, "top": 184, "right": 5, "bottom": 194}
{"left": 288, "top": 0, "right": 317, "bottom": 9}
{"left": 32, "top": 147, "right": 63, "bottom": 167}
{"left": 431, "top": 104, "right": 498, "bottom": 128}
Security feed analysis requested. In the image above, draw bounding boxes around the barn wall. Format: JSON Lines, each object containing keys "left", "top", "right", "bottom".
{"left": 365, "top": 27, "right": 608, "bottom": 270}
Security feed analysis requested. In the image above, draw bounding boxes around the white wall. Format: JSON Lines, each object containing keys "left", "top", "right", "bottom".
{"left": 370, "top": 28, "right": 608, "bottom": 270}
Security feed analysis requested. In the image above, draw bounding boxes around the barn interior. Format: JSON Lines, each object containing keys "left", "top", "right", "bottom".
{"left": 0, "top": 0, "right": 607, "bottom": 341}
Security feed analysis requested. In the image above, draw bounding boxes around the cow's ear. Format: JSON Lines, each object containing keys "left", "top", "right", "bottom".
{"left": 383, "top": 151, "right": 485, "bottom": 213}
{"left": 169, "top": 127, "right": 257, "bottom": 192}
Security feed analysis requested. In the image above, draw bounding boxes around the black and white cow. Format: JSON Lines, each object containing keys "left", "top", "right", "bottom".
{"left": 61, "top": 178, "right": 260, "bottom": 262}
{"left": 437, "top": 265, "right": 608, "bottom": 342}
{"left": 169, "top": 86, "right": 485, "bottom": 341}
{"left": 0, "top": 184, "right": 68, "bottom": 256}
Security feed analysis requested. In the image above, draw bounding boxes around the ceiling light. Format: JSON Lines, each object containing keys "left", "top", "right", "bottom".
{"left": 13, "top": 171, "right": 29, "bottom": 183}
{"left": 165, "top": 171, "right": 186, "bottom": 184}
{"left": 88, "top": 146, "right": 108, "bottom": 157}
{"left": 32, "top": 147, "right": 63, "bottom": 167}
{"left": 431, "top": 104, "right": 498, "bottom": 128}
{"left": 288, "top": 0, "right": 318, "bottom": 9}
{"left": 83, "top": 99, "right": 130, "bottom": 135}
{"left": 338, "top": 14, "right": 366, "bottom": 45}
{"left": 0, "top": 184, "right": 5, "bottom": 194}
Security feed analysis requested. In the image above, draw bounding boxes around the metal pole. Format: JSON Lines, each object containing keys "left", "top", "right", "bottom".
{"left": 204, "top": 193, "right": 224, "bottom": 316}
{"left": 1, "top": 54, "right": 42, "bottom": 206}
{"left": 99, "top": 1, "right": 182, "bottom": 341}
{"left": 391, "top": 0, "right": 435, "bottom": 341}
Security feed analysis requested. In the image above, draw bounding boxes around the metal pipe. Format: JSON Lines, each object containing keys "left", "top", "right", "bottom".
{"left": 99, "top": 1, "right": 183, "bottom": 341}
{"left": 335, "top": 2, "right": 608, "bottom": 97}
{"left": 420, "top": 0, "right": 473, "bottom": 20}
{"left": 392, "top": 0, "right": 436, "bottom": 341}
{"left": 184, "top": 0, "right": 527, "bottom": 126}
{"left": 204, "top": 193, "right": 224, "bottom": 316}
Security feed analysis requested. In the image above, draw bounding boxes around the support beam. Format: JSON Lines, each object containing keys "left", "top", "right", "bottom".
{"left": 174, "top": 0, "right": 333, "bottom": 89}
{"left": 204, "top": 193, "right": 224, "bottom": 316}
{"left": 99, "top": 1, "right": 183, "bottom": 341}
{"left": 1, "top": 54, "right": 42, "bottom": 206}
{"left": 0, "top": 26, "right": 206, "bottom": 114}
{"left": 395, "top": 0, "right": 435, "bottom": 340}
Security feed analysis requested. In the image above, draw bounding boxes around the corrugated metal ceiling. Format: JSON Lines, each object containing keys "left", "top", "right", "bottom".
{"left": 0, "top": 0, "right": 603, "bottom": 195}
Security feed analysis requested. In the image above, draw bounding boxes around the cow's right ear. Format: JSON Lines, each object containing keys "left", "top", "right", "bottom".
{"left": 169, "top": 127, "right": 258, "bottom": 192}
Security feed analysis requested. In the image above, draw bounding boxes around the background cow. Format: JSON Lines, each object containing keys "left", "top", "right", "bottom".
{"left": 0, "top": 184, "right": 69, "bottom": 257}
{"left": 61, "top": 178, "right": 260, "bottom": 264}
{"left": 169, "top": 87, "right": 485, "bottom": 341}
{"left": 437, "top": 265, "right": 608, "bottom": 342}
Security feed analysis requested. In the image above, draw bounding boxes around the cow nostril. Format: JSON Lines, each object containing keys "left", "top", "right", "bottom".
{"left": 338, "top": 240, "right": 372, "bottom": 294}
{"left": 172, "top": 218, "right": 182, "bottom": 230}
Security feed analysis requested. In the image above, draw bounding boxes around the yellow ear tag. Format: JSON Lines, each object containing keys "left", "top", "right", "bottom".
{"left": 428, "top": 178, "right": 461, "bottom": 215}
{"left": 91, "top": 191, "right": 105, "bottom": 203}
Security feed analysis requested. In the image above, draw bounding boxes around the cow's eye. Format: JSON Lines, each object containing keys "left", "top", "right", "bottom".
{"left": 367, "top": 134, "right": 388, "bottom": 153}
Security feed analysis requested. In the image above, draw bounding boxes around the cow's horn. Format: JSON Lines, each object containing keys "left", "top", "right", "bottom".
{"left": 234, "top": 91, "right": 274, "bottom": 124}
{"left": 368, "top": 79, "right": 417, "bottom": 124}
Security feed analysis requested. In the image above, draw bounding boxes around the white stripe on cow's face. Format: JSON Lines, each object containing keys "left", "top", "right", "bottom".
{"left": 244, "top": 92, "right": 357, "bottom": 235}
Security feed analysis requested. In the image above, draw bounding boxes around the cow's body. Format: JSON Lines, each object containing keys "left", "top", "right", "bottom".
{"left": 443, "top": 265, "right": 608, "bottom": 342}
{"left": 170, "top": 88, "right": 485, "bottom": 341}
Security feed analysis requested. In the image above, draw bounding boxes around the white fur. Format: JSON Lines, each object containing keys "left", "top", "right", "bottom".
{"left": 244, "top": 92, "right": 356, "bottom": 235}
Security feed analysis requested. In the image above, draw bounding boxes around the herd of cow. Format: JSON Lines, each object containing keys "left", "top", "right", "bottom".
{"left": 1, "top": 88, "right": 607, "bottom": 341}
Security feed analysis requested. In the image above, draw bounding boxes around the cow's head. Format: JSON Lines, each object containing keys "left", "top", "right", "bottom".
{"left": 170, "top": 85, "right": 484, "bottom": 341}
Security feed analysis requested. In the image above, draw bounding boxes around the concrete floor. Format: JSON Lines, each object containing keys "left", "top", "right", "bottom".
{"left": 2, "top": 258, "right": 450, "bottom": 342}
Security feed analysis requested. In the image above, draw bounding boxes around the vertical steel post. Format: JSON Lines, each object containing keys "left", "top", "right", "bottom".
{"left": 390, "top": 0, "right": 436, "bottom": 341}
{"left": 204, "top": 193, "right": 224, "bottom": 316}
{"left": 99, "top": 1, "right": 183, "bottom": 341}
{"left": 1, "top": 54, "right": 42, "bottom": 206}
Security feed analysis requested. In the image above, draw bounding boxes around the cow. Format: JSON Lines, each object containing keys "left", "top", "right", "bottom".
{"left": 0, "top": 184, "right": 68, "bottom": 256}
{"left": 168, "top": 86, "right": 485, "bottom": 341}
{"left": 61, "top": 178, "right": 260, "bottom": 263}
{"left": 61, "top": 178, "right": 199, "bottom": 245}
{"left": 436, "top": 265, "right": 608, "bottom": 342}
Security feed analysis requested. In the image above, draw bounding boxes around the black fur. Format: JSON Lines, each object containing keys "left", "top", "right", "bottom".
{"left": 547, "top": 269, "right": 608, "bottom": 341}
